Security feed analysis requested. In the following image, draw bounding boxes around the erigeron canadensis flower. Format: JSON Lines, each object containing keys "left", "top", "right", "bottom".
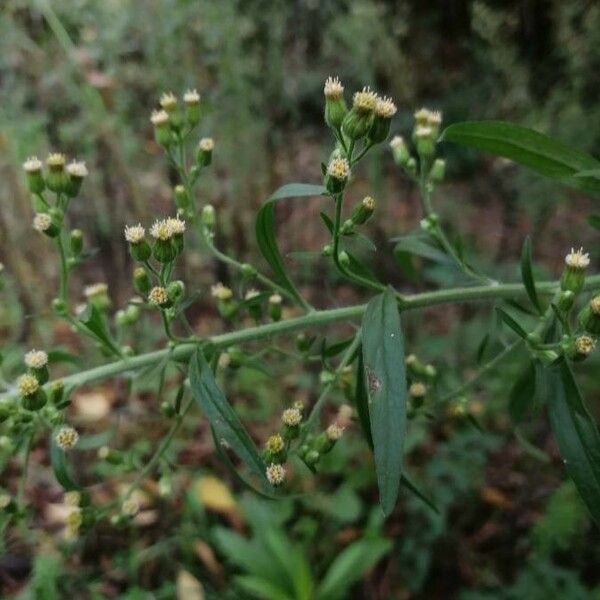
{"left": 575, "top": 335, "right": 595, "bottom": 356}
{"left": 409, "top": 382, "right": 427, "bottom": 398}
{"left": 66, "top": 160, "right": 88, "bottom": 178}
{"left": 326, "top": 424, "right": 344, "bottom": 441}
{"left": 84, "top": 282, "right": 108, "bottom": 298}
{"left": 46, "top": 153, "right": 66, "bottom": 169}
{"left": 245, "top": 288, "right": 260, "bottom": 300}
{"left": 266, "top": 463, "right": 286, "bottom": 486}
{"left": 342, "top": 86, "right": 379, "bottom": 141}
{"left": 124, "top": 224, "right": 146, "bottom": 244}
{"left": 324, "top": 76, "right": 344, "bottom": 100}
{"left": 17, "top": 374, "right": 39, "bottom": 397}
{"left": 148, "top": 286, "right": 169, "bottom": 307}
{"left": 591, "top": 296, "right": 600, "bottom": 314}
{"left": 580, "top": 295, "right": 600, "bottom": 336}
{"left": 55, "top": 425, "right": 79, "bottom": 450}
{"left": 352, "top": 87, "right": 378, "bottom": 112}
{"left": 265, "top": 434, "right": 284, "bottom": 454}
{"left": 166, "top": 217, "right": 186, "bottom": 236}
{"left": 197, "top": 137, "right": 215, "bottom": 166}
{"left": 150, "top": 219, "right": 173, "bottom": 241}
{"left": 565, "top": 247, "right": 590, "bottom": 269}
{"left": 23, "top": 156, "right": 43, "bottom": 173}
{"left": 211, "top": 282, "right": 233, "bottom": 301}
{"left": 159, "top": 92, "right": 178, "bottom": 111}
{"left": 199, "top": 137, "right": 214, "bottom": 152}
{"left": 269, "top": 293, "right": 282, "bottom": 305}
{"left": 374, "top": 96, "right": 397, "bottom": 119}
{"left": 327, "top": 157, "right": 350, "bottom": 181}
{"left": 389, "top": 135, "right": 410, "bottom": 166}
{"left": 184, "top": 89, "right": 200, "bottom": 104}
{"left": 350, "top": 195, "right": 375, "bottom": 225}
{"left": 64, "top": 491, "right": 81, "bottom": 507}
{"left": 414, "top": 108, "right": 442, "bottom": 128}
{"left": 151, "top": 109, "right": 169, "bottom": 126}
{"left": 323, "top": 76, "right": 347, "bottom": 130}
{"left": 24, "top": 349, "right": 48, "bottom": 369}
{"left": 282, "top": 407, "right": 302, "bottom": 427}
{"left": 562, "top": 247, "right": 590, "bottom": 295}
{"left": 33, "top": 213, "right": 52, "bottom": 232}
{"left": 268, "top": 293, "right": 282, "bottom": 320}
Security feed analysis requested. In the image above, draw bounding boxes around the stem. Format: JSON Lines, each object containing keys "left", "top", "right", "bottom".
{"left": 2, "top": 274, "right": 594, "bottom": 401}
{"left": 55, "top": 235, "right": 69, "bottom": 302}
{"left": 17, "top": 429, "right": 35, "bottom": 510}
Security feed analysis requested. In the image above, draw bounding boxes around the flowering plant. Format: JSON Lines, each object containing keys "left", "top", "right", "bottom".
{"left": 2, "top": 76, "right": 600, "bottom": 544}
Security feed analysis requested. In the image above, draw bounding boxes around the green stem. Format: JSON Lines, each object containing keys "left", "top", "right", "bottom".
{"left": 55, "top": 235, "right": 69, "bottom": 302}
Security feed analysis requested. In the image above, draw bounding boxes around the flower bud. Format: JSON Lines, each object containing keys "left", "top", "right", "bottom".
{"left": 409, "top": 381, "right": 427, "bottom": 408}
{"left": 50, "top": 380, "right": 65, "bottom": 406}
{"left": 18, "top": 374, "right": 47, "bottom": 411}
{"left": 183, "top": 89, "right": 201, "bottom": 126}
{"left": 125, "top": 303, "right": 141, "bottom": 324}
{"left": 323, "top": 76, "right": 347, "bottom": 130}
{"left": 579, "top": 295, "right": 600, "bottom": 335}
{"left": 45, "top": 153, "right": 68, "bottom": 193}
{"left": 368, "top": 96, "right": 397, "bottom": 144}
{"left": 115, "top": 309, "right": 129, "bottom": 328}
{"left": 414, "top": 108, "right": 442, "bottom": 138}
{"left": 153, "top": 239, "right": 177, "bottom": 264}
{"left": 202, "top": 204, "right": 216, "bottom": 229}
{"left": 340, "top": 219, "right": 354, "bottom": 235}
{"left": 150, "top": 110, "right": 172, "bottom": 147}
{"left": 0, "top": 398, "right": 16, "bottom": 423}
{"left": 197, "top": 138, "right": 214, "bottom": 167}
{"left": 560, "top": 248, "right": 590, "bottom": 295}
{"left": 325, "top": 157, "right": 350, "bottom": 194}
{"left": 566, "top": 335, "right": 595, "bottom": 362}
{"left": 390, "top": 136, "right": 410, "bottom": 166}
{"left": 268, "top": 293, "right": 282, "bottom": 322}
{"left": 133, "top": 267, "right": 151, "bottom": 295}
{"left": 33, "top": 212, "right": 59, "bottom": 238}
{"left": 430, "top": 158, "right": 446, "bottom": 182}
{"left": 148, "top": 286, "right": 172, "bottom": 308}
{"left": 65, "top": 161, "right": 88, "bottom": 197}
{"left": 160, "top": 400, "right": 176, "bottom": 418}
{"left": 413, "top": 125, "right": 435, "bottom": 159}
{"left": 351, "top": 196, "right": 375, "bottom": 225}
{"left": 22, "top": 157, "right": 45, "bottom": 194}
{"left": 338, "top": 251, "right": 350, "bottom": 268}
{"left": 264, "top": 434, "right": 286, "bottom": 463}
{"left": 241, "top": 263, "right": 257, "bottom": 280}
{"left": 281, "top": 407, "right": 302, "bottom": 440}
{"left": 174, "top": 185, "right": 190, "bottom": 209}
{"left": 304, "top": 450, "right": 320, "bottom": 466}
{"left": 160, "top": 92, "right": 182, "bottom": 129}
{"left": 70, "top": 229, "right": 83, "bottom": 257}
{"left": 84, "top": 283, "right": 111, "bottom": 312}
{"left": 296, "top": 333, "right": 312, "bottom": 353}
{"left": 342, "top": 87, "right": 377, "bottom": 141}
{"left": 321, "top": 244, "right": 333, "bottom": 257}
{"left": 167, "top": 280, "right": 185, "bottom": 303}
{"left": 556, "top": 290, "right": 575, "bottom": 312}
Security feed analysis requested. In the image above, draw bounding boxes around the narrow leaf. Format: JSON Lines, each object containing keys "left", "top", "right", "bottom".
{"left": 256, "top": 183, "right": 326, "bottom": 306}
{"left": 441, "top": 121, "right": 600, "bottom": 194}
{"left": 361, "top": 287, "right": 407, "bottom": 515}
{"left": 354, "top": 349, "right": 373, "bottom": 449}
{"left": 78, "top": 304, "right": 121, "bottom": 357}
{"left": 188, "top": 349, "right": 268, "bottom": 487}
{"left": 544, "top": 358, "right": 600, "bottom": 524}
{"left": 400, "top": 474, "right": 439, "bottom": 514}
{"left": 496, "top": 307, "right": 529, "bottom": 340}
{"left": 50, "top": 438, "right": 80, "bottom": 491}
{"left": 509, "top": 361, "right": 536, "bottom": 424}
{"left": 520, "top": 237, "right": 543, "bottom": 314}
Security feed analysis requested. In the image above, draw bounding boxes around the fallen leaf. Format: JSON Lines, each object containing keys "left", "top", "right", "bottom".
{"left": 193, "top": 476, "right": 237, "bottom": 514}
{"left": 176, "top": 570, "right": 204, "bottom": 600}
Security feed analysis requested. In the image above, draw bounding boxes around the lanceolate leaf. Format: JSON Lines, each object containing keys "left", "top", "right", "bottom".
{"left": 50, "top": 438, "right": 80, "bottom": 491}
{"left": 441, "top": 121, "right": 600, "bottom": 195}
{"left": 188, "top": 349, "right": 268, "bottom": 487}
{"left": 544, "top": 358, "right": 600, "bottom": 524}
{"left": 520, "top": 236, "right": 543, "bottom": 314}
{"left": 354, "top": 349, "right": 373, "bottom": 449}
{"left": 78, "top": 304, "right": 122, "bottom": 357}
{"left": 256, "top": 183, "right": 327, "bottom": 306}
{"left": 509, "top": 361, "right": 536, "bottom": 424}
{"left": 361, "top": 287, "right": 407, "bottom": 515}
{"left": 496, "top": 307, "right": 529, "bottom": 340}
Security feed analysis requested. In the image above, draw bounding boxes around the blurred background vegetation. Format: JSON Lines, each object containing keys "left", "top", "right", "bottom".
{"left": 1, "top": 0, "right": 599, "bottom": 598}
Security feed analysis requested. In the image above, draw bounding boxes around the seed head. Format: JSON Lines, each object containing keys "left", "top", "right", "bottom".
{"left": 409, "top": 382, "right": 427, "bottom": 398}
{"left": 84, "top": 282, "right": 108, "bottom": 298}
{"left": 375, "top": 96, "right": 397, "bottom": 119}
{"left": 352, "top": 87, "right": 378, "bottom": 112}
{"left": 23, "top": 156, "right": 42, "bottom": 173}
{"left": 46, "top": 153, "right": 66, "bottom": 169}
{"left": 269, "top": 293, "right": 282, "bottom": 305}
{"left": 55, "top": 425, "right": 79, "bottom": 450}
{"left": 184, "top": 89, "right": 200, "bottom": 104}
{"left": 326, "top": 424, "right": 344, "bottom": 441}
{"left": 33, "top": 213, "right": 52, "bottom": 232}
{"left": 327, "top": 157, "right": 350, "bottom": 180}
{"left": 282, "top": 407, "right": 302, "bottom": 427}
{"left": 324, "top": 76, "right": 344, "bottom": 100}
{"left": 575, "top": 335, "right": 595, "bottom": 355}
{"left": 265, "top": 434, "right": 284, "bottom": 454}
{"left": 565, "top": 247, "right": 590, "bottom": 269}
{"left": 148, "top": 286, "right": 169, "bottom": 306}
{"left": 266, "top": 463, "right": 286, "bottom": 486}
{"left": 17, "top": 374, "right": 39, "bottom": 397}
{"left": 66, "top": 160, "right": 88, "bottom": 178}
{"left": 124, "top": 224, "right": 146, "bottom": 244}
{"left": 151, "top": 109, "right": 169, "bottom": 126}
{"left": 150, "top": 219, "right": 173, "bottom": 241}
{"left": 166, "top": 216, "right": 186, "bottom": 236}
{"left": 199, "top": 137, "right": 214, "bottom": 152}
{"left": 24, "top": 349, "right": 48, "bottom": 369}
{"left": 211, "top": 282, "right": 233, "bottom": 301}
{"left": 159, "top": 92, "right": 178, "bottom": 111}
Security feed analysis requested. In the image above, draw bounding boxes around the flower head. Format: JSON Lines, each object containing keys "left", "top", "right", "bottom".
{"left": 159, "top": 92, "right": 177, "bottom": 111}
{"left": 33, "top": 213, "right": 52, "bottom": 232}
{"left": 24, "top": 350, "right": 48, "bottom": 369}
{"left": 326, "top": 424, "right": 344, "bottom": 441}
{"left": 151, "top": 110, "right": 169, "bottom": 127}
{"left": 17, "top": 374, "right": 39, "bottom": 397}
{"left": 409, "top": 382, "right": 427, "bottom": 398}
{"left": 575, "top": 335, "right": 595, "bottom": 355}
{"left": 327, "top": 157, "right": 350, "bottom": 180}
{"left": 211, "top": 282, "right": 233, "bottom": 301}
{"left": 414, "top": 108, "right": 442, "bottom": 127}
{"left": 66, "top": 161, "right": 88, "bottom": 178}
{"left": 266, "top": 463, "right": 286, "bottom": 486}
{"left": 265, "top": 434, "right": 284, "bottom": 454}
{"left": 184, "top": 89, "right": 200, "bottom": 104}
{"left": 150, "top": 219, "right": 173, "bottom": 241}
{"left": 414, "top": 125, "right": 433, "bottom": 139}
{"left": 282, "top": 407, "right": 302, "bottom": 427}
{"left": 65, "top": 491, "right": 81, "bottom": 507}
{"left": 148, "top": 286, "right": 169, "bottom": 306}
{"left": 199, "top": 137, "right": 214, "bottom": 152}
{"left": 166, "top": 217, "right": 186, "bottom": 236}
{"left": 124, "top": 224, "right": 146, "bottom": 244}
{"left": 244, "top": 288, "right": 260, "bottom": 300}
{"left": 324, "top": 76, "right": 344, "bottom": 100}
{"left": 375, "top": 96, "right": 397, "bottom": 119}
{"left": 46, "top": 153, "right": 66, "bottom": 169}
{"left": 362, "top": 196, "right": 375, "bottom": 210}
{"left": 84, "top": 282, "right": 108, "bottom": 298}
{"left": 23, "top": 156, "right": 42, "bottom": 173}
{"left": 591, "top": 296, "right": 600, "bottom": 315}
{"left": 565, "top": 247, "right": 590, "bottom": 270}
{"left": 269, "top": 293, "right": 282, "bottom": 305}
{"left": 55, "top": 425, "right": 79, "bottom": 450}
{"left": 352, "top": 87, "right": 378, "bottom": 112}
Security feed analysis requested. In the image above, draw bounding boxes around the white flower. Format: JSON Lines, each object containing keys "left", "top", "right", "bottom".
{"left": 24, "top": 350, "right": 48, "bottom": 369}
{"left": 124, "top": 224, "right": 146, "bottom": 244}
{"left": 326, "top": 424, "right": 344, "bottom": 441}
{"left": 150, "top": 109, "right": 169, "bottom": 126}
{"left": 375, "top": 96, "right": 397, "bottom": 118}
{"left": 148, "top": 286, "right": 169, "bottom": 306}
{"left": 84, "top": 282, "right": 108, "bottom": 298}
{"left": 327, "top": 157, "right": 350, "bottom": 180}
{"left": 281, "top": 408, "right": 302, "bottom": 427}
{"left": 46, "top": 153, "right": 66, "bottom": 168}
{"left": 166, "top": 217, "right": 186, "bottom": 236}
{"left": 352, "top": 87, "right": 378, "bottom": 111}
{"left": 150, "top": 219, "right": 173, "bottom": 240}
{"left": 409, "top": 382, "right": 427, "bottom": 398}
{"left": 17, "top": 374, "right": 39, "bottom": 397}
{"left": 199, "top": 137, "right": 214, "bottom": 152}
{"left": 33, "top": 213, "right": 52, "bottom": 232}
{"left": 211, "top": 282, "right": 233, "bottom": 301}
{"left": 269, "top": 293, "right": 282, "bottom": 305}
{"left": 23, "top": 156, "right": 42, "bottom": 173}
{"left": 159, "top": 92, "right": 177, "bottom": 111}
{"left": 55, "top": 426, "right": 79, "bottom": 450}
{"left": 66, "top": 160, "right": 88, "bottom": 178}
{"left": 266, "top": 463, "right": 286, "bottom": 486}
{"left": 324, "top": 76, "right": 344, "bottom": 99}
{"left": 244, "top": 288, "right": 260, "bottom": 300}
{"left": 414, "top": 108, "right": 442, "bottom": 126}
{"left": 389, "top": 135, "right": 406, "bottom": 150}
{"left": 184, "top": 89, "right": 200, "bottom": 104}
{"left": 565, "top": 247, "right": 590, "bottom": 269}
{"left": 414, "top": 125, "right": 433, "bottom": 139}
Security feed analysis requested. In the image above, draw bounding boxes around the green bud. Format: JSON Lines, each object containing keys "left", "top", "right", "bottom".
{"left": 268, "top": 294, "right": 282, "bottom": 322}
{"left": 23, "top": 158, "right": 46, "bottom": 194}
{"left": 197, "top": 138, "right": 214, "bottom": 167}
{"left": 350, "top": 196, "right": 375, "bottom": 225}
{"left": 556, "top": 290, "right": 575, "bottom": 312}
{"left": 340, "top": 219, "right": 354, "bottom": 235}
{"left": 227, "top": 346, "right": 244, "bottom": 369}
{"left": 167, "top": 280, "right": 185, "bottom": 303}
{"left": 174, "top": 185, "right": 189, "bottom": 209}
{"left": 45, "top": 156, "right": 68, "bottom": 193}
{"left": 151, "top": 110, "right": 173, "bottom": 147}
{"left": 184, "top": 90, "right": 201, "bottom": 126}
{"left": 64, "top": 162, "right": 88, "bottom": 197}
{"left": 241, "top": 263, "right": 257, "bottom": 280}
{"left": 296, "top": 333, "right": 312, "bottom": 353}
{"left": 115, "top": 309, "right": 129, "bottom": 328}
{"left": 321, "top": 244, "right": 333, "bottom": 257}
{"left": 70, "top": 229, "right": 83, "bottom": 256}
{"left": 202, "top": 204, "right": 216, "bottom": 229}
{"left": 133, "top": 267, "right": 151, "bottom": 295}
{"left": 160, "top": 401, "right": 176, "bottom": 418}
{"left": 342, "top": 107, "right": 374, "bottom": 141}
{"left": 560, "top": 249, "right": 589, "bottom": 295}
{"left": 390, "top": 136, "right": 411, "bottom": 166}
{"left": 50, "top": 380, "right": 65, "bottom": 406}
{"left": 579, "top": 296, "right": 600, "bottom": 335}
{"left": 153, "top": 239, "right": 177, "bottom": 264}
{"left": 52, "top": 298, "right": 67, "bottom": 316}
{"left": 338, "top": 251, "right": 350, "bottom": 268}
{"left": 304, "top": 450, "right": 320, "bottom": 466}
{"left": 430, "top": 158, "right": 446, "bottom": 182}
{"left": 22, "top": 388, "right": 47, "bottom": 411}
{"left": 125, "top": 304, "right": 141, "bottom": 324}
{"left": 130, "top": 239, "right": 151, "bottom": 262}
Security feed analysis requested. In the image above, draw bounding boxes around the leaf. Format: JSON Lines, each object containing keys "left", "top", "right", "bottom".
{"left": 520, "top": 237, "right": 543, "bottom": 314}
{"left": 509, "top": 361, "right": 536, "bottom": 424}
{"left": 392, "top": 235, "right": 452, "bottom": 265}
{"left": 78, "top": 304, "right": 122, "bottom": 357}
{"left": 588, "top": 214, "right": 600, "bottom": 231}
{"left": 316, "top": 538, "right": 392, "bottom": 600}
{"left": 50, "top": 437, "right": 80, "bottom": 491}
{"left": 47, "top": 349, "right": 82, "bottom": 368}
{"left": 544, "top": 358, "right": 600, "bottom": 524}
{"left": 441, "top": 121, "right": 600, "bottom": 194}
{"left": 188, "top": 349, "right": 268, "bottom": 487}
{"left": 235, "top": 576, "right": 295, "bottom": 600}
{"left": 496, "top": 307, "right": 529, "bottom": 340}
{"left": 256, "top": 183, "right": 326, "bottom": 306}
{"left": 400, "top": 473, "right": 439, "bottom": 514}
{"left": 345, "top": 251, "right": 380, "bottom": 286}
{"left": 354, "top": 349, "right": 374, "bottom": 450}
{"left": 361, "top": 287, "right": 407, "bottom": 515}
{"left": 320, "top": 211, "right": 334, "bottom": 234}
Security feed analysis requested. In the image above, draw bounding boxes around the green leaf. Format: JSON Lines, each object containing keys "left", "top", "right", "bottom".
{"left": 544, "top": 358, "right": 600, "bottom": 524}
{"left": 256, "top": 183, "right": 326, "bottom": 306}
{"left": 392, "top": 234, "right": 452, "bottom": 265}
{"left": 345, "top": 251, "right": 380, "bottom": 286}
{"left": 316, "top": 538, "right": 392, "bottom": 600}
{"left": 441, "top": 121, "right": 600, "bottom": 194}
{"left": 361, "top": 287, "right": 407, "bottom": 515}
{"left": 78, "top": 304, "right": 122, "bottom": 357}
{"left": 509, "top": 361, "right": 536, "bottom": 423}
{"left": 188, "top": 349, "right": 268, "bottom": 487}
{"left": 235, "top": 576, "right": 296, "bottom": 600}
{"left": 320, "top": 211, "right": 334, "bottom": 234}
{"left": 520, "top": 237, "right": 543, "bottom": 314}
{"left": 47, "top": 349, "right": 83, "bottom": 368}
{"left": 588, "top": 214, "right": 600, "bottom": 231}
{"left": 400, "top": 473, "right": 439, "bottom": 514}
{"left": 354, "top": 349, "right": 373, "bottom": 450}
{"left": 496, "top": 307, "right": 529, "bottom": 340}
{"left": 50, "top": 437, "right": 80, "bottom": 491}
